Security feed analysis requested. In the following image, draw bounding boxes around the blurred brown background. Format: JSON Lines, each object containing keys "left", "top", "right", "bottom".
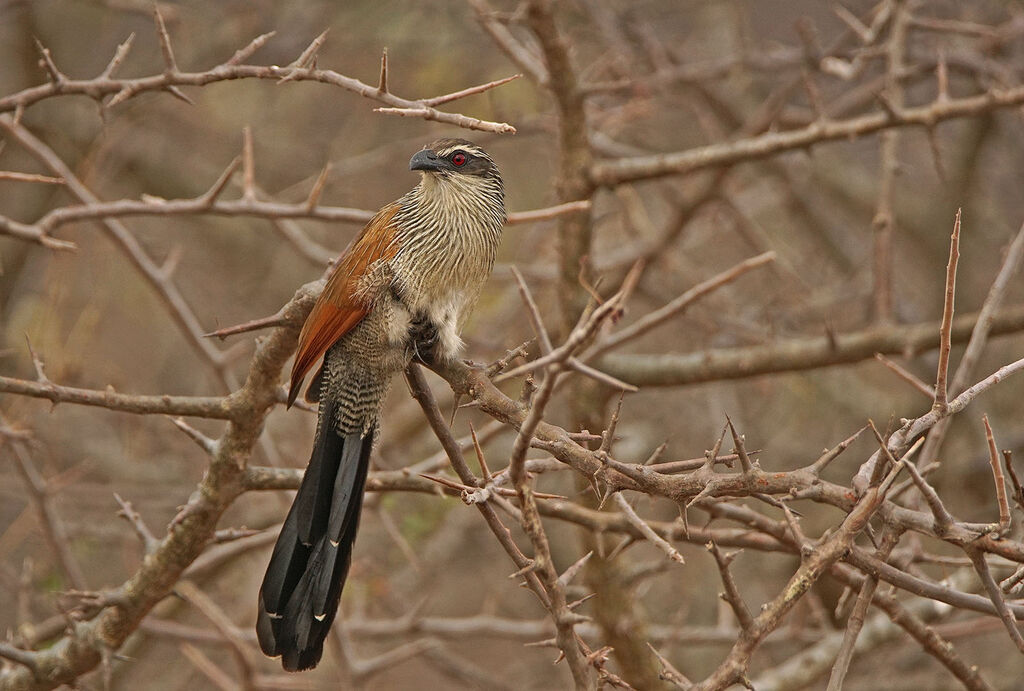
{"left": 3, "top": 0, "right": 1024, "bottom": 689}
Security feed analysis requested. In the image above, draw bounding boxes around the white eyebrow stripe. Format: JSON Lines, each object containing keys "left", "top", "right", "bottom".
{"left": 437, "top": 146, "right": 485, "bottom": 158}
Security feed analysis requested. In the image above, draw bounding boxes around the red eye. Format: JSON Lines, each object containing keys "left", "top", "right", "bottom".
{"left": 451, "top": 152, "right": 467, "bottom": 166}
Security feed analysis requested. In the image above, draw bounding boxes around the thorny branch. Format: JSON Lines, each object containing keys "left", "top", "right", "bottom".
{"left": 0, "top": 15, "right": 516, "bottom": 133}
{"left": 6, "top": 3, "right": 1024, "bottom": 691}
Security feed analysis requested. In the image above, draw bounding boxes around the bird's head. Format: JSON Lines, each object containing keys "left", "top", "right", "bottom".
{"left": 409, "top": 138, "right": 501, "bottom": 185}
{"left": 406, "top": 138, "right": 505, "bottom": 225}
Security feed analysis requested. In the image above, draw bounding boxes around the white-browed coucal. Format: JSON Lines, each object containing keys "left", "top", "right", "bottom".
{"left": 256, "top": 139, "right": 505, "bottom": 671}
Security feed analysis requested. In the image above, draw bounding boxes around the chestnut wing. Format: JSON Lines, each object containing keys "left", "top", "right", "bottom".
{"left": 288, "top": 204, "right": 401, "bottom": 406}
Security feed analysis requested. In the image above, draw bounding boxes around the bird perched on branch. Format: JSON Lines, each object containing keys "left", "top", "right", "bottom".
{"left": 257, "top": 139, "right": 505, "bottom": 671}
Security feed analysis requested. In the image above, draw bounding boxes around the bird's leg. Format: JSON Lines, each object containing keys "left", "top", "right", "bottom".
{"left": 408, "top": 314, "right": 440, "bottom": 366}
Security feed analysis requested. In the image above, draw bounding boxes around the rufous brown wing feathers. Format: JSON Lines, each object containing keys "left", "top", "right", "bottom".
{"left": 288, "top": 204, "right": 401, "bottom": 406}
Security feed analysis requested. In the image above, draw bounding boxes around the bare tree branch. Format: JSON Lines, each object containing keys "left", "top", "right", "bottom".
{"left": 592, "top": 85, "right": 1024, "bottom": 186}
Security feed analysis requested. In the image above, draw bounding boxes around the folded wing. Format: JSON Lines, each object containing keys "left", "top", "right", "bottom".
{"left": 288, "top": 204, "right": 401, "bottom": 406}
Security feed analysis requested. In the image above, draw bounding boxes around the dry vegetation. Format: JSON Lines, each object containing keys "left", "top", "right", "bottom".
{"left": 3, "top": 1, "right": 1024, "bottom": 689}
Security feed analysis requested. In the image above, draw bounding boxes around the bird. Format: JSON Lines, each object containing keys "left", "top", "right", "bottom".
{"left": 256, "top": 138, "right": 506, "bottom": 672}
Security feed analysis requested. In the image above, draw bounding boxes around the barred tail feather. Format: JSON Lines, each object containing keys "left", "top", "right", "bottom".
{"left": 257, "top": 397, "right": 373, "bottom": 672}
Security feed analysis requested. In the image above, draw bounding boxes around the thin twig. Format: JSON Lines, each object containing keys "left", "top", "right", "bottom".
{"left": 421, "top": 73, "right": 521, "bottom": 106}
{"left": 613, "top": 493, "right": 685, "bottom": 564}
{"left": 874, "top": 353, "right": 935, "bottom": 399}
{"left": 934, "top": 209, "right": 962, "bottom": 412}
{"left": 826, "top": 527, "right": 902, "bottom": 691}
{"left": 950, "top": 220, "right": 1024, "bottom": 396}
{"left": 113, "top": 493, "right": 159, "bottom": 554}
{"left": 870, "top": 0, "right": 909, "bottom": 323}
{"left": 706, "top": 541, "right": 752, "bottom": 631}
{"left": 588, "top": 252, "right": 775, "bottom": 359}
{"left": 983, "top": 415, "right": 1011, "bottom": 535}
{"left": 1003, "top": 449, "right": 1024, "bottom": 512}
{"left": 0, "top": 171, "right": 63, "bottom": 184}
{"left": 8, "top": 440, "right": 88, "bottom": 590}
{"left": 966, "top": 548, "right": 1024, "bottom": 653}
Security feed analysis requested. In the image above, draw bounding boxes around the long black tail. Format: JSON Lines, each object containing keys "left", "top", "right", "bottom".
{"left": 257, "top": 397, "right": 372, "bottom": 672}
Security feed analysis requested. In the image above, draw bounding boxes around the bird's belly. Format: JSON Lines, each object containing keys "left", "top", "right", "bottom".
{"left": 410, "top": 294, "right": 465, "bottom": 362}
{"left": 384, "top": 284, "right": 466, "bottom": 362}
{"left": 390, "top": 241, "right": 494, "bottom": 360}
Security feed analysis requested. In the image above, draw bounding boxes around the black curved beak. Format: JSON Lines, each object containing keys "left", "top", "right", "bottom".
{"left": 410, "top": 149, "right": 445, "bottom": 173}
